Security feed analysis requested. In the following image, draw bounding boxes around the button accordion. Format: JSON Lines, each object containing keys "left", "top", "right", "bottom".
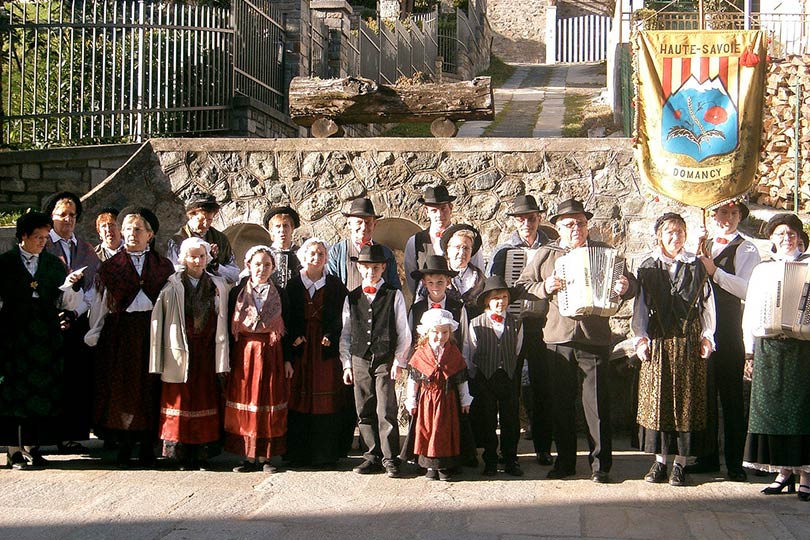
{"left": 747, "top": 260, "right": 810, "bottom": 340}
{"left": 554, "top": 246, "right": 625, "bottom": 318}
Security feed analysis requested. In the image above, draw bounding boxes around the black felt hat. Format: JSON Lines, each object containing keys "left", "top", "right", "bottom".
{"left": 264, "top": 206, "right": 300, "bottom": 229}
{"left": 352, "top": 243, "right": 387, "bottom": 264}
{"left": 763, "top": 213, "right": 804, "bottom": 238}
{"left": 507, "top": 195, "right": 542, "bottom": 216}
{"left": 439, "top": 223, "right": 482, "bottom": 256}
{"left": 476, "top": 275, "right": 516, "bottom": 309}
{"left": 184, "top": 193, "right": 220, "bottom": 213}
{"left": 119, "top": 205, "right": 160, "bottom": 234}
{"left": 15, "top": 211, "right": 53, "bottom": 242}
{"left": 549, "top": 198, "right": 593, "bottom": 224}
{"left": 418, "top": 185, "right": 456, "bottom": 206}
{"left": 410, "top": 254, "right": 459, "bottom": 280}
{"left": 709, "top": 199, "right": 750, "bottom": 221}
{"left": 342, "top": 197, "right": 382, "bottom": 219}
{"left": 42, "top": 191, "right": 83, "bottom": 220}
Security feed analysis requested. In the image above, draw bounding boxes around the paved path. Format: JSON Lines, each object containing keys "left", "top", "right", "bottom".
{"left": 3, "top": 437, "right": 810, "bottom": 540}
{"left": 458, "top": 63, "right": 602, "bottom": 138}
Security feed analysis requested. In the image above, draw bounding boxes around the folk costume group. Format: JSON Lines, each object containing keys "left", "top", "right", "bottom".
{"left": 1, "top": 188, "right": 809, "bottom": 496}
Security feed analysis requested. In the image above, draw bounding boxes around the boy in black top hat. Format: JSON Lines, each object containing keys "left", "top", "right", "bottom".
{"left": 339, "top": 244, "right": 412, "bottom": 477}
{"left": 408, "top": 255, "right": 466, "bottom": 345}
{"left": 464, "top": 275, "right": 524, "bottom": 477}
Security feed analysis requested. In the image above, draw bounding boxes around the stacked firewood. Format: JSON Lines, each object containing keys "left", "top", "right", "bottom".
{"left": 753, "top": 55, "right": 810, "bottom": 211}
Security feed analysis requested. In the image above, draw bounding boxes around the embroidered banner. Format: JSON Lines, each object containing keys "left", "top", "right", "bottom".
{"left": 634, "top": 30, "right": 767, "bottom": 208}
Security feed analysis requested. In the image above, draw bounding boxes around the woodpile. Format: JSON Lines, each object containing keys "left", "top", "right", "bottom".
{"left": 753, "top": 55, "right": 810, "bottom": 211}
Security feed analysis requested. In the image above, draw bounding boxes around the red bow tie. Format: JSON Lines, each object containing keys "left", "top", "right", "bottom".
{"left": 431, "top": 303, "right": 442, "bottom": 309}
{"left": 435, "top": 231, "right": 443, "bottom": 238}
{"left": 363, "top": 286, "right": 377, "bottom": 294}
{"left": 715, "top": 237, "right": 729, "bottom": 245}
{"left": 490, "top": 314, "right": 504, "bottom": 323}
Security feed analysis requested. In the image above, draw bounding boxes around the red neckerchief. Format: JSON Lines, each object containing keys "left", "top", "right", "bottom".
{"left": 408, "top": 341, "right": 467, "bottom": 380}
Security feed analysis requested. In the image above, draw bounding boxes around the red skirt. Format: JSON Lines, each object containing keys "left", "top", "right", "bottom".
{"left": 414, "top": 381, "right": 461, "bottom": 459}
{"left": 224, "top": 332, "right": 288, "bottom": 459}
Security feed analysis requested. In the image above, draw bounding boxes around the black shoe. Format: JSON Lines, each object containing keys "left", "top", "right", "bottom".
{"left": 384, "top": 463, "right": 401, "bottom": 478}
{"left": 535, "top": 452, "right": 554, "bottom": 466}
{"left": 233, "top": 461, "right": 259, "bottom": 473}
{"left": 353, "top": 460, "right": 383, "bottom": 475}
{"left": 262, "top": 462, "right": 278, "bottom": 474}
{"left": 438, "top": 469, "right": 452, "bottom": 481}
{"left": 482, "top": 462, "right": 497, "bottom": 476}
{"left": 7, "top": 451, "right": 31, "bottom": 470}
{"left": 727, "top": 469, "right": 748, "bottom": 482}
{"left": 761, "top": 473, "right": 795, "bottom": 494}
{"left": 644, "top": 462, "right": 667, "bottom": 483}
{"left": 591, "top": 471, "right": 610, "bottom": 484}
{"left": 425, "top": 468, "right": 438, "bottom": 480}
{"left": 57, "top": 441, "right": 89, "bottom": 455}
{"left": 798, "top": 485, "right": 810, "bottom": 501}
{"left": 504, "top": 462, "right": 524, "bottom": 477}
{"left": 669, "top": 463, "right": 686, "bottom": 486}
{"left": 546, "top": 466, "right": 576, "bottom": 479}
{"left": 683, "top": 460, "right": 720, "bottom": 474}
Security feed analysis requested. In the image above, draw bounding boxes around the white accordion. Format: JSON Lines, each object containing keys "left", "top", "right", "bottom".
{"left": 747, "top": 261, "right": 810, "bottom": 340}
{"left": 554, "top": 246, "right": 625, "bottom": 318}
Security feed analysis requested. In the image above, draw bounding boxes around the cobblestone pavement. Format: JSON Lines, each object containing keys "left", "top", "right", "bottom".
{"left": 2, "top": 436, "right": 809, "bottom": 540}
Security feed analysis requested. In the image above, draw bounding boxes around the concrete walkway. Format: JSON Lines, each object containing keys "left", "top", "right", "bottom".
{"left": 458, "top": 63, "right": 602, "bottom": 138}
{"left": 3, "top": 437, "right": 810, "bottom": 539}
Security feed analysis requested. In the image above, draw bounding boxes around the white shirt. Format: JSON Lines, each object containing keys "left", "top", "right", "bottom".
{"left": 300, "top": 268, "right": 326, "bottom": 298}
{"left": 709, "top": 233, "right": 761, "bottom": 300}
{"left": 338, "top": 279, "right": 412, "bottom": 370}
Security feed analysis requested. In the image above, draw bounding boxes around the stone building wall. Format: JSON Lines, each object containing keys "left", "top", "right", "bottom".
{"left": 487, "top": 0, "right": 548, "bottom": 63}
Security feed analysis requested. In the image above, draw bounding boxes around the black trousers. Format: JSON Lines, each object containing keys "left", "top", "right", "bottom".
{"left": 470, "top": 370, "right": 520, "bottom": 465}
{"left": 524, "top": 322, "right": 553, "bottom": 457}
{"left": 546, "top": 343, "right": 612, "bottom": 473}
{"left": 699, "top": 331, "right": 746, "bottom": 472}
{"left": 352, "top": 356, "right": 400, "bottom": 466}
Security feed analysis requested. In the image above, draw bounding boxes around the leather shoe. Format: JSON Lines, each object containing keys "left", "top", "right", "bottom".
{"left": 425, "top": 468, "right": 438, "bottom": 480}
{"left": 438, "top": 469, "right": 452, "bottom": 482}
{"left": 352, "top": 460, "right": 382, "bottom": 474}
{"left": 669, "top": 463, "right": 686, "bottom": 486}
{"left": 644, "top": 462, "right": 667, "bottom": 483}
{"left": 546, "top": 466, "right": 576, "bottom": 479}
{"left": 384, "top": 463, "right": 401, "bottom": 478}
{"left": 591, "top": 471, "right": 610, "bottom": 484}
{"left": 504, "top": 462, "right": 524, "bottom": 477}
{"left": 727, "top": 469, "right": 747, "bottom": 482}
{"left": 536, "top": 452, "right": 554, "bottom": 466}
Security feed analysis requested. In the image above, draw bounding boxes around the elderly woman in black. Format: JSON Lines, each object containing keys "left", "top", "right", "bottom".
{"left": 742, "top": 213, "right": 810, "bottom": 499}
{"left": 0, "top": 212, "right": 83, "bottom": 469}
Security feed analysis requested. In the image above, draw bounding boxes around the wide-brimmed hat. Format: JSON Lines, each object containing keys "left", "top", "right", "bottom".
{"left": 439, "top": 223, "right": 482, "bottom": 256}
{"left": 184, "top": 193, "right": 220, "bottom": 213}
{"left": 264, "top": 206, "right": 300, "bottom": 229}
{"left": 418, "top": 185, "right": 456, "bottom": 206}
{"left": 342, "top": 197, "right": 382, "bottom": 219}
{"left": 416, "top": 308, "right": 459, "bottom": 336}
{"left": 708, "top": 198, "right": 750, "bottom": 221}
{"left": 763, "top": 213, "right": 804, "bottom": 238}
{"left": 411, "top": 254, "right": 459, "bottom": 280}
{"left": 549, "top": 198, "right": 593, "bottom": 224}
{"left": 352, "top": 243, "right": 387, "bottom": 264}
{"left": 476, "top": 275, "right": 516, "bottom": 309}
{"left": 119, "top": 205, "right": 160, "bottom": 234}
{"left": 507, "top": 195, "right": 542, "bottom": 216}
{"left": 42, "top": 191, "right": 83, "bottom": 220}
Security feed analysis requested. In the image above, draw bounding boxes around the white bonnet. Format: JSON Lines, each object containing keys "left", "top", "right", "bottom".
{"left": 416, "top": 308, "right": 459, "bottom": 336}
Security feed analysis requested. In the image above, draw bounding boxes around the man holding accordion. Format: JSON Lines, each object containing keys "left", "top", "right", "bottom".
{"left": 516, "top": 198, "right": 637, "bottom": 484}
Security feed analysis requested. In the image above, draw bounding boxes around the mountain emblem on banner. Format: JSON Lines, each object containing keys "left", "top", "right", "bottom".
{"left": 662, "top": 75, "right": 738, "bottom": 162}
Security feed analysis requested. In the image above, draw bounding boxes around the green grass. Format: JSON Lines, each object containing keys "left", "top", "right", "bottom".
{"left": 477, "top": 55, "right": 516, "bottom": 88}
{"left": 562, "top": 94, "right": 590, "bottom": 137}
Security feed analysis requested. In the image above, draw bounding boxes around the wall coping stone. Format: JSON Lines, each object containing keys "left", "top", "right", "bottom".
{"left": 0, "top": 143, "right": 142, "bottom": 165}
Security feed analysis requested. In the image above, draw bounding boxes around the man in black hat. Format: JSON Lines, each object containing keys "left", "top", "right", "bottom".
{"left": 167, "top": 193, "right": 240, "bottom": 284}
{"left": 264, "top": 206, "right": 302, "bottom": 288}
{"left": 326, "top": 197, "right": 401, "bottom": 291}
{"left": 487, "top": 194, "right": 554, "bottom": 466}
{"left": 689, "top": 199, "right": 760, "bottom": 481}
{"left": 404, "top": 185, "right": 482, "bottom": 295}
{"left": 339, "top": 244, "right": 411, "bottom": 478}
{"left": 516, "top": 198, "right": 637, "bottom": 483}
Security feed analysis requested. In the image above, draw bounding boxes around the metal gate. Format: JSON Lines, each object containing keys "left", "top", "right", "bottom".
{"left": 556, "top": 14, "right": 612, "bottom": 63}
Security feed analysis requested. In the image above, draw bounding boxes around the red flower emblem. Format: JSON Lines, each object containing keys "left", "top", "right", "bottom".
{"left": 740, "top": 47, "right": 759, "bottom": 67}
{"left": 704, "top": 106, "right": 728, "bottom": 125}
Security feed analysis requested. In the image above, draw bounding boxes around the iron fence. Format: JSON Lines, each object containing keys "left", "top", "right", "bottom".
{"left": 1, "top": 0, "right": 287, "bottom": 148}
{"left": 437, "top": 0, "right": 487, "bottom": 76}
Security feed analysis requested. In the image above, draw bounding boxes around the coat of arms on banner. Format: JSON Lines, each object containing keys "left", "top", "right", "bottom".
{"left": 634, "top": 31, "right": 766, "bottom": 209}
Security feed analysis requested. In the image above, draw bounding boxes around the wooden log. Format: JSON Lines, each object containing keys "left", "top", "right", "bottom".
{"left": 288, "top": 76, "right": 494, "bottom": 126}
{"left": 430, "top": 117, "right": 458, "bottom": 137}
{"left": 310, "top": 118, "right": 343, "bottom": 138}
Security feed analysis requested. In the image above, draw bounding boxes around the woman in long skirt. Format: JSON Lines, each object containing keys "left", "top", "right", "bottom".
{"left": 150, "top": 237, "right": 230, "bottom": 470}
{"left": 285, "top": 238, "right": 353, "bottom": 467}
{"left": 632, "top": 212, "right": 715, "bottom": 487}
{"left": 225, "top": 245, "right": 292, "bottom": 473}
{"left": 742, "top": 213, "right": 810, "bottom": 499}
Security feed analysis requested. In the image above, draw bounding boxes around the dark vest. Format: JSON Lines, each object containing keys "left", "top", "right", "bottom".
{"left": 471, "top": 313, "right": 521, "bottom": 379}
{"left": 349, "top": 283, "right": 398, "bottom": 363}
{"left": 708, "top": 236, "right": 744, "bottom": 320}
{"left": 409, "top": 296, "right": 466, "bottom": 345}
{"left": 637, "top": 256, "right": 708, "bottom": 339}
{"left": 97, "top": 250, "right": 174, "bottom": 313}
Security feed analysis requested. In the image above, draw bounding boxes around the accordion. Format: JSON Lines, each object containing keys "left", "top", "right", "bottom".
{"left": 554, "top": 246, "right": 625, "bottom": 318}
{"left": 747, "top": 261, "right": 810, "bottom": 340}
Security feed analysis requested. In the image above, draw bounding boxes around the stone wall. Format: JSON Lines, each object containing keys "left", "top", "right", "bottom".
{"left": 0, "top": 144, "right": 142, "bottom": 211}
{"left": 488, "top": 0, "right": 548, "bottom": 63}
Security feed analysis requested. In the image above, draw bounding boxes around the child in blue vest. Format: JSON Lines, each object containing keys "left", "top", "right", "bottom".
{"left": 464, "top": 275, "right": 524, "bottom": 476}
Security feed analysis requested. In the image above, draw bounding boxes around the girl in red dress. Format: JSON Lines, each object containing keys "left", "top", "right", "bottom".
{"left": 405, "top": 308, "right": 473, "bottom": 481}
{"left": 225, "top": 246, "right": 292, "bottom": 473}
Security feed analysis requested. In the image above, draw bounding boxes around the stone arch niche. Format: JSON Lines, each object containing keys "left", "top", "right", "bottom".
{"left": 373, "top": 217, "right": 422, "bottom": 303}
{"left": 223, "top": 223, "right": 271, "bottom": 270}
